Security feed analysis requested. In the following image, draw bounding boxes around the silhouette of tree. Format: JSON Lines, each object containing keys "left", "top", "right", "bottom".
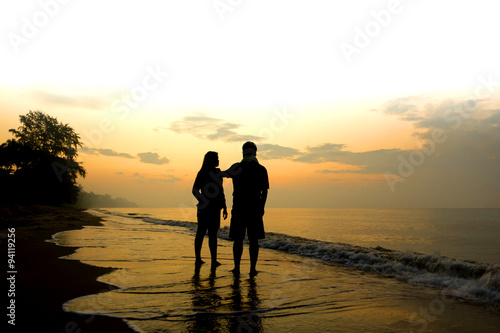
{"left": 0, "top": 110, "right": 86, "bottom": 205}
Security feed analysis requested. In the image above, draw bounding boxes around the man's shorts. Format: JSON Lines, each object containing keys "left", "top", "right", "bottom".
{"left": 229, "top": 208, "right": 265, "bottom": 241}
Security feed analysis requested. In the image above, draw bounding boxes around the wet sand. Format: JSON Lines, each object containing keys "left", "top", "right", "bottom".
{"left": 0, "top": 205, "right": 133, "bottom": 332}
{"left": 57, "top": 210, "right": 500, "bottom": 332}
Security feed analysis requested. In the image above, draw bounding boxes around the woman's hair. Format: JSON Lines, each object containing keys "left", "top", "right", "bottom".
{"left": 200, "top": 151, "right": 218, "bottom": 171}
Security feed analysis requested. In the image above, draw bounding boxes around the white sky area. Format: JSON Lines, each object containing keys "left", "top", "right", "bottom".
{"left": 2, "top": 0, "right": 498, "bottom": 105}
{"left": 1, "top": 0, "right": 500, "bottom": 208}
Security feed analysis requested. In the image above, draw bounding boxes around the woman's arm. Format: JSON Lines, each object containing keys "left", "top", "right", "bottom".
{"left": 192, "top": 185, "right": 201, "bottom": 200}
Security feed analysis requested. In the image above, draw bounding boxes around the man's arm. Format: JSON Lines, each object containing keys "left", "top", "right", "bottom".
{"left": 260, "top": 166, "right": 269, "bottom": 212}
{"left": 221, "top": 162, "right": 242, "bottom": 178}
{"left": 260, "top": 189, "right": 268, "bottom": 206}
{"left": 259, "top": 188, "right": 268, "bottom": 215}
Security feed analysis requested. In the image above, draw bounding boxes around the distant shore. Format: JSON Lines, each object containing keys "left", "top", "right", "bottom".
{"left": 1, "top": 205, "right": 133, "bottom": 332}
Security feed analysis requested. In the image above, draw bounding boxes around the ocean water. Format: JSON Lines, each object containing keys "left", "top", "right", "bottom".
{"left": 104, "top": 207, "right": 500, "bottom": 264}
{"left": 52, "top": 208, "right": 500, "bottom": 332}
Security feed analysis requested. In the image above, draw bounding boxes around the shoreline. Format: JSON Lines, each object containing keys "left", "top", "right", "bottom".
{"left": 1, "top": 205, "right": 134, "bottom": 332}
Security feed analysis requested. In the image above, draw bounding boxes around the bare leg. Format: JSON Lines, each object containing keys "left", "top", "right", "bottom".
{"left": 232, "top": 239, "right": 243, "bottom": 275}
{"left": 194, "top": 229, "right": 205, "bottom": 265}
{"left": 209, "top": 234, "right": 221, "bottom": 269}
{"left": 249, "top": 239, "right": 259, "bottom": 276}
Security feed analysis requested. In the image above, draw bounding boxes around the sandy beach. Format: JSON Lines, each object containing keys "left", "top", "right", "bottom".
{"left": 1, "top": 205, "right": 133, "bottom": 332}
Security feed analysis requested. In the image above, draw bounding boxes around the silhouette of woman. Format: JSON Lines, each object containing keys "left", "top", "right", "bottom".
{"left": 192, "top": 151, "right": 228, "bottom": 268}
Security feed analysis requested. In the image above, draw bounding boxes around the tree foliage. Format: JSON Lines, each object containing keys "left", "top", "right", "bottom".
{"left": 0, "top": 110, "right": 86, "bottom": 205}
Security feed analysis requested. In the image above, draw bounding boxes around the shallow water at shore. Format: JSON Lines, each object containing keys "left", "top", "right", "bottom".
{"left": 52, "top": 210, "right": 500, "bottom": 332}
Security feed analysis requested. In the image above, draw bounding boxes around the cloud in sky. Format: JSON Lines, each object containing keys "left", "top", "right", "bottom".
{"left": 482, "top": 110, "right": 500, "bottom": 125}
{"left": 315, "top": 169, "right": 363, "bottom": 175}
{"left": 132, "top": 172, "right": 181, "bottom": 183}
{"left": 228, "top": 141, "right": 408, "bottom": 175}
{"left": 168, "top": 114, "right": 262, "bottom": 142}
{"left": 379, "top": 96, "right": 425, "bottom": 121}
{"left": 376, "top": 96, "right": 500, "bottom": 201}
{"left": 80, "top": 147, "right": 170, "bottom": 165}
{"left": 378, "top": 96, "right": 492, "bottom": 130}
{"left": 315, "top": 169, "right": 338, "bottom": 174}
{"left": 80, "top": 147, "right": 135, "bottom": 159}
{"left": 256, "top": 97, "right": 500, "bottom": 191}
{"left": 256, "top": 143, "right": 398, "bottom": 172}
{"left": 258, "top": 143, "right": 301, "bottom": 160}
{"left": 34, "top": 90, "right": 114, "bottom": 110}
{"left": 293, "top": 98, "right": 500, "bottom": 207}
{"left": 294, "top": 143, "right": 405, "bottom": 174}
{"left": 137, "top": 152, "right": 170, "bottom": 165}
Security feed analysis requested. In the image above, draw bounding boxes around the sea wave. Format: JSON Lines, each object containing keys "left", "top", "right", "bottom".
{"left": 97, "top": 210, "right": 500, "bottom": 308}
{"left": 258, "top": 232, "right": 500, "bottom": 305}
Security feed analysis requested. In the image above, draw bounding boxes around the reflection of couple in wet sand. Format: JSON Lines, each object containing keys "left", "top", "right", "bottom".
{"left": 192, "top": 142, "right": 269, "bottom": 276}
{"left": 190, "top": 266, "right": 262, "bottom": 332}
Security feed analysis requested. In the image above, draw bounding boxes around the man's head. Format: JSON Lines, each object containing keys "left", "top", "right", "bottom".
{"left": 242, "top": 141, "right": 257, "bottom": 157}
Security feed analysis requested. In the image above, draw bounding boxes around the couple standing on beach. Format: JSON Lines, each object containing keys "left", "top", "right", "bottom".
{"left": 192, "top": 142, "right": 269, "bottom": 276}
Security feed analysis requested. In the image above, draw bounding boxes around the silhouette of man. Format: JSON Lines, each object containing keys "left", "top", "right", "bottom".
{"left": 224, "top": 142, "right": 269, "bottom": 276}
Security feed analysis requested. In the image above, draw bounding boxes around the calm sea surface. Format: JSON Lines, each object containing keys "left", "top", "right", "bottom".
{"left": 105, "top": 207, "right": 500, "bottom": 265}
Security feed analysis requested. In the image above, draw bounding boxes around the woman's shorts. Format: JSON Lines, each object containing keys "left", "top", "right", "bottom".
{"left": 197, "top": 208, "right": 221, "bottom": 236}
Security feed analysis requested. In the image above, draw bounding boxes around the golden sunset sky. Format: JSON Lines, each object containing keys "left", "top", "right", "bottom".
{"left": 1, "top": 0, "right": 499, "bottom": 208}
